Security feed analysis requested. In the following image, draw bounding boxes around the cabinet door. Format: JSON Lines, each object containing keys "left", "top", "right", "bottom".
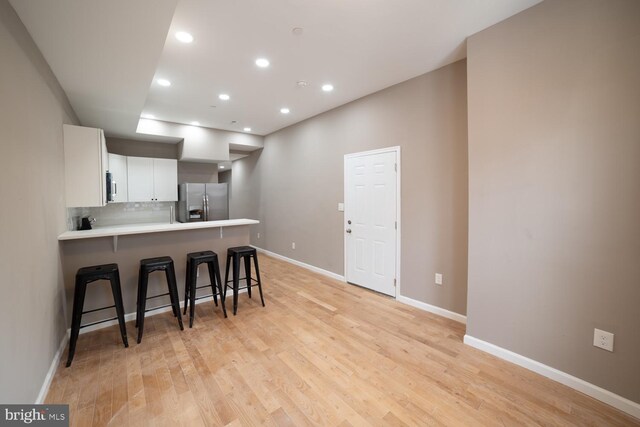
{"left": 127, "top": 157, "right": 154, "bottom": 201}
{"left": 63, "top": 124, "right": 105, "bottom": 207}
{"left": 153, "top": 158, "right": 178, "bottom": 201}
{"left": 108, "top": 153, "right": 128, "bottom": 202}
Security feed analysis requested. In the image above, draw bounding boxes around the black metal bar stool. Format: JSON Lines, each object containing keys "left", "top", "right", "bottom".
{"left": 135, "top": 256, "right": 184, "bottom": 343}
{"left": 66, "top": 263, "right": 128, "bottom": 367}
{"left": 183, "top": 250, "right": 227, "bottom": 327}
{"left": 223, "top": 246, "right": 265, "bottom": 315}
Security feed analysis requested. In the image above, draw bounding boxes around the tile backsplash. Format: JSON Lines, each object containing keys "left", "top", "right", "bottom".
{"left": 67, "top": 201, "right": 176, "bottom": 230}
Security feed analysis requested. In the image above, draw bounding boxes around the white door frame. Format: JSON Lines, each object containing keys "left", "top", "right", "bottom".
{"left": 343, "top": 146, "right": 401, "bottom": 299}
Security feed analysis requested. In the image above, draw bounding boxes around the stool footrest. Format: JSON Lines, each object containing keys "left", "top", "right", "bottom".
{"left": 80, "top": 316, "right": 119, "bottom": 329}
{"left": 226, "top": 277, "right": 258, "bottom": 284}
{"left": 81, "top": 304, "right": 116, "bottom": 315}
{"left": 147, "top": 292, "right": 171, "bottom": 300}
{"left": 144, "top": 303, "right": 174, "bottom": 313}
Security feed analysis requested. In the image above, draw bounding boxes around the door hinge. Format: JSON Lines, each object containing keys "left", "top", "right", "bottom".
{"left": 394, "top": 163, "right": 397, "bottom": 172}
{"left": 395, "top": 221, "right": 397, "bottom": 230}
{"left": 393, "top": 278, "right": 397, "bottom": 287}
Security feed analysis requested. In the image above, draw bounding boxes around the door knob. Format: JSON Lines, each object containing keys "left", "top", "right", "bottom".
{"left": 346, "top": 229, "right": 352, "bottom": 233}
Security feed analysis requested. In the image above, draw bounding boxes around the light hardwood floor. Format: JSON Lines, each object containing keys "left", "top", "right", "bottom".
{"left": 46, "top": 255, "right": 639, "bottom": 426}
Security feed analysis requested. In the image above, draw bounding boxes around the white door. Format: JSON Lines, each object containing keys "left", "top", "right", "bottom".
{"left": 127, "top": 156, "right": 154, "bottom": 201}
{"left": 345, "top": 149, "right": 397, "bottom": 296}
{"left": 152, "top": 158, "right": 178, "bottom": 201}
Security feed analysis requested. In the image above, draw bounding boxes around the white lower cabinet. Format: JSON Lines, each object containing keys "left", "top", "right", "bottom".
{"left": 127, "top": 156, "right": 177, "bottom": 202}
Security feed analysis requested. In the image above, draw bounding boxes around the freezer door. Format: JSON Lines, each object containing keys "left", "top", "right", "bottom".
{"left": 178, "top": 183, "right": 206, "bottom": 222}
{"left": 205, "top": 183, "right": 229, "bottom": 220}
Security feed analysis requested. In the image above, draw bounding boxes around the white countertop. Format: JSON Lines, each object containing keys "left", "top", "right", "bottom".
{"left": 58, "top": 218, "right": 259, "bottom": 241}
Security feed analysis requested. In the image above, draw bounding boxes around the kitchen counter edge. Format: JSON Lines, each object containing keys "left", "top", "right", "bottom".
{"left": 58, "top": 219, "right": 260, "bottom": 241}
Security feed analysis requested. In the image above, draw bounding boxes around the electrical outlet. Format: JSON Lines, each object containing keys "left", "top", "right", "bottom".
{"left": 435, "top": 273, "right": 443, "bottom": 285}
{"left": 292, "top": 242, "right": 296, "bottom": 249}
{"left": 338, "top": 202, "right": 344, "bottom": 212}
{"left": 593, "top": 328, "right": 614, "bottom": 352}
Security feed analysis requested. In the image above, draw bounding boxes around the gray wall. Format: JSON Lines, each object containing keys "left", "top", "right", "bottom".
{"left": 467, "top": 0, "right": 640, "bottom": 403}
{"left": 231, "top": 60, "right": 469, "bottom": 315}
{"left": 0, "top": 0, "right": 79, "bottom": 403}
{"left": 107, "top": 137, "right": 219, "bottom": 183}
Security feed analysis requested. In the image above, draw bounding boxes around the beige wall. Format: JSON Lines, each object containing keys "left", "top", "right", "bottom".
{"left": 231, "top": 60, "right": 468, "bottom": 315}
{"left": 467, "top": 0, "right": 640, "bottom": 403}
{"left": 0, "top": 0, "right": 79, "bottom": 403}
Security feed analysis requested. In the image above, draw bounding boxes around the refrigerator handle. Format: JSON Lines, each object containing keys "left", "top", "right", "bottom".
{"left": 204, "top": 194, "right": 209, "bottom": 221}
{"left": 202, "top": 195, "right": 207, "bottom": 221}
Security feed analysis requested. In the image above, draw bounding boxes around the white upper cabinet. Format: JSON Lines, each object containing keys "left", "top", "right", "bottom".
{"left": 107, "top": 153, "right": 128, "bottom": 203}
{"left": 127, "top": 156, "right": 177, "bottom": 202}
{"left": 63, "top": 124, "right": 108, "bottom": 207}
{"left": 152, "top": 158, "right": 178, "bottom": 201}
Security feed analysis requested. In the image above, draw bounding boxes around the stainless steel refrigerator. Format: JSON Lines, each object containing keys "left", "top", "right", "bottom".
{"left": 178, "top": 183, "right": 229, "bottom": 222}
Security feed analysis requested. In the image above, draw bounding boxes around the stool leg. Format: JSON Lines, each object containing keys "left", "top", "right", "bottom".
{"left": 66, "top": 276, "right": 88, "bottom": 367}
{"left": 137, "top": 269, "right": 149, "bottom": 343}
{"left": 244, "top": 255, "right": 252, "bottom": 298}
{"left": 233, "top": 254, "right": 240, "bottom": 315}
{"left": 167, "top": 268, "right": 178, "bottom": 318}
{"left": 223, "top": 254, "right": 231, "bottom": 300}
{"left": 110, "top": 271, "right": 129, "bottom": 348}
{"left": 207, "top": 261, "right": 218, "bottom": 307}
{"left": 188, "top": 260, "right": 198, "bottom": 328}
{"left": 135, "top": 266, "right": 142, "bottom": 328}
{"left": 166, "top": 262, "right": 184, "bottom": 331}
{"left": 183, "top": 258, "right": 191, "bottom": 315}
{"left": 213, "top": 258, "right": 227, "bottom": 318}
{"left": 253, "top": 254, "right": 265, "bottom": 307}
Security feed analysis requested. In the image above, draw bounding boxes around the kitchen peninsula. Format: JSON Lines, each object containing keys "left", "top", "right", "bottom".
{"left": 58, "top": 219, "right": 259, "bottom": 327}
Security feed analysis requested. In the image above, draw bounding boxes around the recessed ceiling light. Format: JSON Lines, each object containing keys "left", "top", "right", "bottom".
{"left": 141, "top": 113, "right": 155, "bottom": 119}
{"left": 322, "top": 83, "right": 334, "bottom": 92}
{"left": 243, "top": 127, "right": 251, "bottom": 132}
{"left": 175, "top": 31, "right": 194, "bottom": 43}
{"left": 191, "top": 121, "right": 200, "bottom": 126}
{"left": 280, "top": 108, "right": 290, "bottom": 114}
{"left": 157, "top": 78, "right": 171, "bottom": 87}
{"left": 219, "top": 165, "right": 225, "bottom": 169}
{"left": 297, "top": 80, "right": 309, "bottom": 87}
{"left": 255, "top": 58, "right": 270, "bottom": 68}
{"left": 219, "top": 94, "right": 230, "bottom": 101}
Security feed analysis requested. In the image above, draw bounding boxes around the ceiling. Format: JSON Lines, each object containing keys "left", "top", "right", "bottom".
{"left": 11, "top": 0, "right": 541, "bottom": 139}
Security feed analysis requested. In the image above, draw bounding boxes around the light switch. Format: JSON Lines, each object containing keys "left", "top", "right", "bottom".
{"left": 338, "top": 203, "right": 344, "bottom": 212}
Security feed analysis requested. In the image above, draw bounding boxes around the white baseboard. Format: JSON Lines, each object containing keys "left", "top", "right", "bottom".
{"left": 396, "top": 295, "right": 467, "bottom": 324}
{"left": 252, "top": 246, "right": 345, "bottom": 282}
{"left": 253, "top": 246, "right": 468, "bottom": 327}
{"left": 463, "top": 335, "right": 640, "bottom": 420}
{"left": 36, "top": 333, "right": 68, "bottom": 404}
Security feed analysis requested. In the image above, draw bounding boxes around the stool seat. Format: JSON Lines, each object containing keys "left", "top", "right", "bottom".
{"left": 140, "top": 256, "right": 174, "bottom": 270}
{"left": 67, "top": 263, "right": 128, "bottom": 367}
{"left": 183, "top": 250, "right": 227, "bottom": 327}
{"left": 76, "top": 263, "right": 119, "bottom": 281}
{"left": 224, "top": 246, "right": 265, "bottom": 315}
{"left": 136, "top": 256, "right": 183, "bottom": 343}
{"left": 227, "top": 246, "right": 255, "bottom": 255}
{"left": 188, "top": 251, "right": 216, "bottom": 261}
